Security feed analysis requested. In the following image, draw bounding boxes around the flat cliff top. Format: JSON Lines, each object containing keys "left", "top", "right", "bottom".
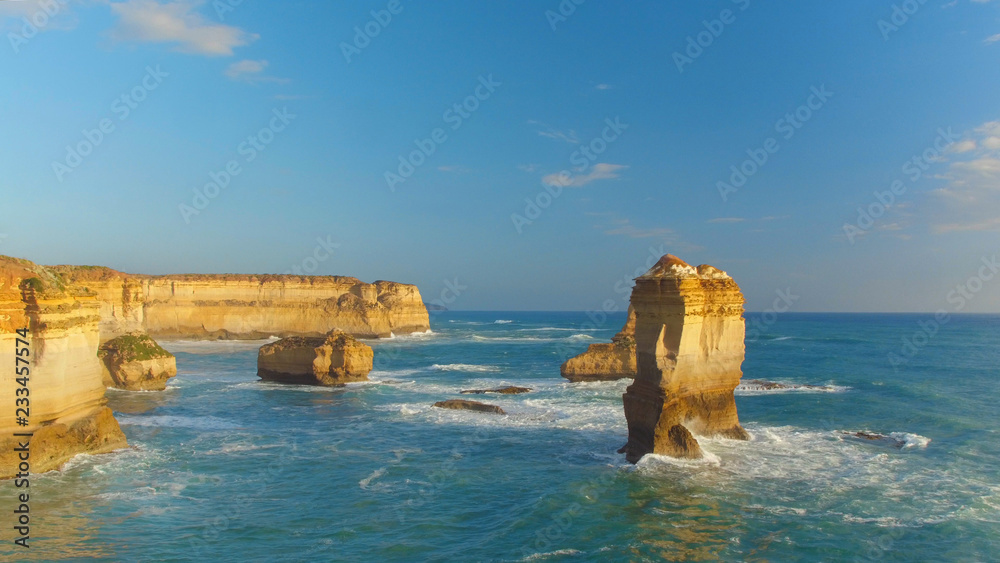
{"left": 39, "top": 262, "right": 420, "bottom": 288}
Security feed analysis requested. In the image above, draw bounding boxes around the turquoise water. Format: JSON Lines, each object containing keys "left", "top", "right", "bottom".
{"left": 5, "top": 312, "right": 999, "bottom": 561}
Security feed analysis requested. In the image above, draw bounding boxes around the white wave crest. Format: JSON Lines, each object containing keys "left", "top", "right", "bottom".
{"left": 430, "top": 364, "right": 501, "bottom": 373}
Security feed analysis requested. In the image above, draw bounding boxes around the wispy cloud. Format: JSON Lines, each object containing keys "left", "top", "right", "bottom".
{"left": 224, "top": 59, "right": 288, "bottom": 83}
{"left": 542, "top": 163, "right": 626, "bottom": 188}
{"left": 987, "top": 33, "right": 1000, "bottom": 44}
{"left": 517, "top": 163, "right": 540, "bottom": 173}
{"left": 604, "top": 220, "right": 673, "bottom": 239}
{"left": 707, "top": 217, "right": 745, "bottom": 224}
{"left": 109, "top": 0, "right": 258, "bottom": 56}
{"left": 527, "top": 120, "right": 580, "bottom": 144}
{"left": 595, "top": 83, "right": 614, "bottom": 90}
{"left": 930, "top": 120, "right": 1000, "bottom": 232}
{"left": 437, "top": 165, "right": 470, "bottom": 173}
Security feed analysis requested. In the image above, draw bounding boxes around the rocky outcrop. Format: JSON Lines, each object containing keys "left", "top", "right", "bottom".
{"left": 460, "top": 386, "right": 531, "bottom": 395}
{"left": 561, "top": 306, "right": 637, "bottom": 382}
{"left": 98, "top": 333, "right": 177, "bottom": 391}
{"left": 257, "top": 330, "right": 373, "bottom": 386}
{"left": 0, "top": 257, "right": 128, "bottom": 479}
{"left": 620, "top": 255, "right": 749, "bottom": 463}
{"left": 53, "top": 267, "right": 430, "bottom": 341}
{"left": 433, "top": 399, "right": 506, "bottom": 415}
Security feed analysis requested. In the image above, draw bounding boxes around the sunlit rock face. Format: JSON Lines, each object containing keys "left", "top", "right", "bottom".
{"left": 620, "top": 255, "right": 749, "bottom": 463}
{"left": 0, "top": 257, "right": 127, "bottom": 479}
{"left": 560, "top": 306, "right": 637, "bottom": 382}
{"left": 53, "top": 267, "right": 430, "bottom": 340}
{"left": 257, "top": 330, "right": 374, "bottom": 386}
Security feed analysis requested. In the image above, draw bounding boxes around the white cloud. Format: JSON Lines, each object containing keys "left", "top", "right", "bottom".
{"left": 930, "top": 120, "right": 1000, "bottom": 232}
{"left": 986, "top": 33, "right": 1000, "bottom": 44}
{"left": 517, "top": 163, "right": 539, "bottom": 173}
{"left": 109, "top": 0, "right": 257, "bottom": 56}
{"left": 595, "top": 83, "right": 613, "bottom": 90}
{"left": 224, "top": 59, "right": 287, "bottom": 83}
{"left": 604, "top": 221, "right": 673, "bottom": 239}
{"left": 0, "top": 0, "right": 78, "bottom": 33}
{"left": 542, "top": 163, "right": 626, "bottom": 188}
{"left": 949, "top": 139, "right": 977, "bottom": 153}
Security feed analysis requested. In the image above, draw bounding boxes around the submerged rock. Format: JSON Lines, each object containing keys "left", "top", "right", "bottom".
{"left": 460, "top": 386, "right": 531, "bottom": 395}
{"left": 257, "top": 330, "right": 373, "bottom": 386}
{"left": 560, "top": 306, "right": 637, "bottom": 382}
{"left": 433, "top": 399, "right": 506, "bottom": 415}
{"left": 99, "top": 332, "right": 177, "bottom": 391}
{"left": 621, "top": 255, "right": 750, "bottom": 464}
{"left": 843, "top": 431, "right": 906, "bottom": 448}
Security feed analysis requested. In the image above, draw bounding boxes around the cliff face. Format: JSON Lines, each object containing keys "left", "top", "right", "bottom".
{"left": 258, "top": 330, "right": 373, "bottom": 386}
{"left": 0, "top": 258, "right": 127, "bottom": 479}
{"left": 620, "top": 255, "right": 749, "bottom": 463}
{"left": 54, "top": 268, "right": 430, "bottom": 341}
{"left": 561, "top": 306, "right": 637, "bottom": 382}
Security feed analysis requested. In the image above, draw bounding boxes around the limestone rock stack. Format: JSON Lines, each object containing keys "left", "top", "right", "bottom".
{"left": 560, "top": 306, "right": 637, "bottom": 382}
{"left": 98, "top": 333, "right": 177, "bottom": 391}
{"left": 0, "top": 257, "right": 127, "bottom": 479}
{"left": 620, "top": 255, "right": 749, "bottom": 463}
{"left": 257, "top": 329, "right": 374, "bottom": 386}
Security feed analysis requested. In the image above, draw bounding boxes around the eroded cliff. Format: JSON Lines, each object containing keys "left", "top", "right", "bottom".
{"left": 620, "top": 255, "right": 749, "bottom": 463}
{"left": 561, "top": 306, "right": 637, "bottom": 382}
{"left": 0, "top": 257, "right": 127, "bottom": 479}
{"left": 53, "top": 267, "right": 430, "bottom": 340}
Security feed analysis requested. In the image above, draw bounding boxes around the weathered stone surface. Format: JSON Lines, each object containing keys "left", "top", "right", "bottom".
{"left": 257, "top": 330, "right": 373, "bottom": 386}
{"left": 0, "top": 257, "right": 127, "bottom": 479}
{"left": 621, "top": 255, "right": 749, "bottom": 464}
{"left": 53, "top": 267, "right": 430, "bottom": 341}
{"left": 98, "top": 332, "right": 177, "bottom": 391}
{"left": 561, "top": 306, "right": 637, "bottom": 382}
{"left": 460, "top": 386, "right": 532, "bottom": 395}
{"left": 433, "top": 399, "right": 506, "bottom": 415}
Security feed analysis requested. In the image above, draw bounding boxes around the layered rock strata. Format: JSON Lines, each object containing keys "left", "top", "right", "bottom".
{"left": 98, "top": 333, "right": 177, "bottom": 391}
{"left": 560, "top": 306, "right": 637, "bottom": 382}
{"left": 257, "top": 330, "right": 373, "bottom": 386}
{"left": 620, "top": 255, "right": 749, "bottom": 463}
{"left": 0, "top": 257, "right": 127, "bottom": 479}
{"left": 53, "top": 267, "right": 430, "bottom": 341}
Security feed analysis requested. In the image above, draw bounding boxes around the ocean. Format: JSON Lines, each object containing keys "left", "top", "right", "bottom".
{"left": 6, "top": 312, "right": 999, "bottom": 561}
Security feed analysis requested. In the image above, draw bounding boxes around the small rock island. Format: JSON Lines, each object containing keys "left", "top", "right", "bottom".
{"left": 99, "top": 332, "right": 178, "bottom": 391}
{"left": 257, "top": 330, "right": 374, "bottom": 386}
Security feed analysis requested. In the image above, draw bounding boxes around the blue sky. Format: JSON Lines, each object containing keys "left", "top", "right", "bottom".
{"left": 1, "top": 0, "right": 999, "bottom": 312}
